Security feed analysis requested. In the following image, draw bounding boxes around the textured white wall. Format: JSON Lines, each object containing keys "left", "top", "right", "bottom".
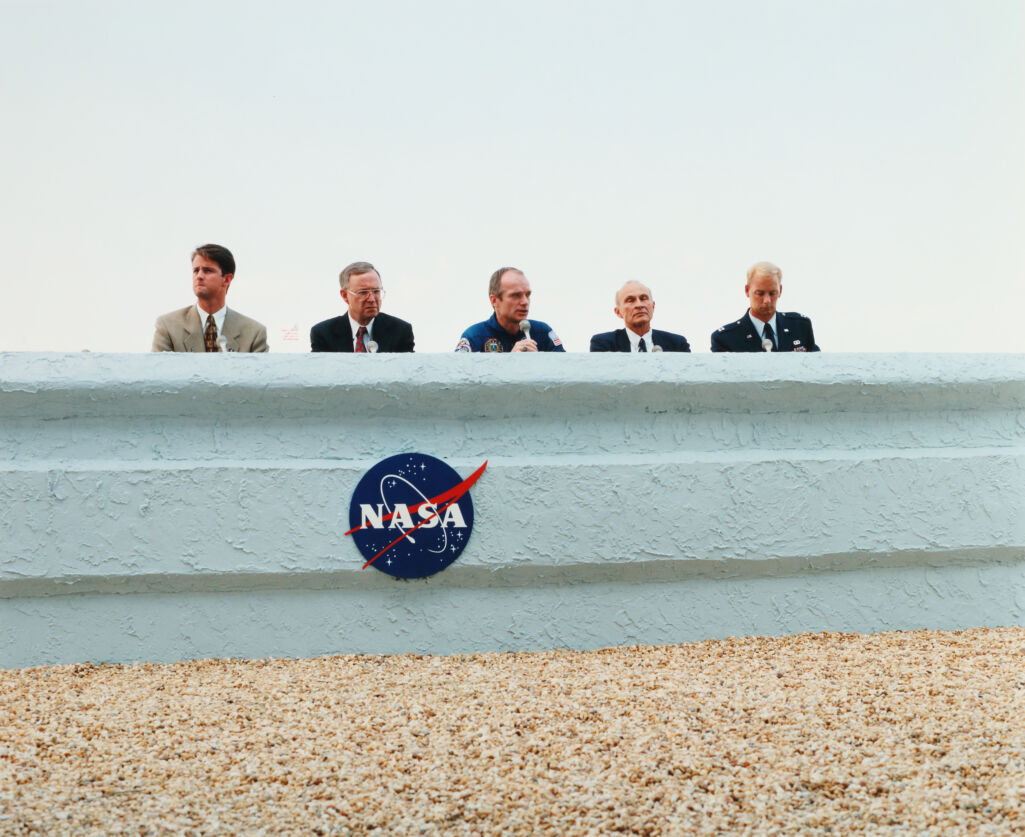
{"left": 2, "top": 352, "right": 1023, "bottom": 667}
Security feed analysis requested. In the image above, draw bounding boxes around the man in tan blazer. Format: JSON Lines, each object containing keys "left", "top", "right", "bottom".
{"left": 151, "top": 244, "right": 269, "bottom": 352}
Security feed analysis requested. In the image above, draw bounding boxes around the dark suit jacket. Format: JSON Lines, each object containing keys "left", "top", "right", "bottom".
{"left": 710, "top": 311, "right": 819, "bottom": 352}
{"left": 310, "top": 312, "right": 415, "bottom": 353}
{"left": 589, "top": 328, "right": 691, "bottom": 353}
{"left": 151, "top": 305, "right": 268, "bottom": 352}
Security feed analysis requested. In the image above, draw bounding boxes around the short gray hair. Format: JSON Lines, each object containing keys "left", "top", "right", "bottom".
{"left": 489, "top": 267, "right": 522, "bottom": 297}
{"left": 339, "top": 261, "right": 380, "bottom": 289}
{"left": 747, "top": 261, "right": 782, "bottom": 284}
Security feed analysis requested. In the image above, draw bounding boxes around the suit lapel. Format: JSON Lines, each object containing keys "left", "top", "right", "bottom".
{"left": 337, "top": 316, "right": 354, "bottom": 352}
{"left": 741, "top": 313, "right": 761, "bottom": 350}
{"left": 776, "top": 314, "right": 795, "bottom": 352}
{"left": 221, "top": 309, "right": 243, "bottom": 352}
{"left": 184, "top": 306, "right": 205, "bottom": 353}
{"left": 615, "top": 329, "right": 631, "bottom": 352}
{"left": 370, "top": 315, "right": 387, "bottom": 352}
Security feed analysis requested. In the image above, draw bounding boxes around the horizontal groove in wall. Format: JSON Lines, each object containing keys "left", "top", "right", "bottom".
{"left": 5, "top": 547, "right": 1023, "bottom": 599}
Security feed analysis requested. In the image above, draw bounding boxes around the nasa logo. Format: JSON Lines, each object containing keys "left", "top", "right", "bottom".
{"left": 346, "top": 453, "right": 487, "bottom": 579}
{"left": 483, "top": 337, "right": 503, "bottom": 352}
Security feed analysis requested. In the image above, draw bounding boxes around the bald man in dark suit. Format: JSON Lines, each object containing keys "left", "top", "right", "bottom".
{"left": 590, "top": 281, "right": 691, "bottom": 353}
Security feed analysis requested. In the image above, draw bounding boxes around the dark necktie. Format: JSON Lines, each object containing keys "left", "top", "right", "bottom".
{"left": 204, "top": 314, "right": 218, "bottom": 352}
{"left": 355, "top": 325, "right": 368, "bottom": 353}
{"left": 638, "top": 337, "right": 647, "bottom": 352}
{"left": 763, "top": 322, "right": 776, "bottom": 351}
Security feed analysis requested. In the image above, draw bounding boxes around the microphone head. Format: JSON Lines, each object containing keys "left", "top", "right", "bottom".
{"left": 651, "top": 344, "right": 663, "bottom": 353}
{"left": 366, "top": 340, "right": 379, "bottom": 354}
{"left": 762, "top": 339, "right": 774, "bottom": 352}
{"left": 518, "top": 320, "right": 531, "bottom": 336}
{"left": 217, "top": 336, "right": 228, "bottom": 352}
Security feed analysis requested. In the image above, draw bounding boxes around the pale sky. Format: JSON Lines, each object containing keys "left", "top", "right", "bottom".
{"left": 1, "top": 0, "right": 1022, "bottom": 353}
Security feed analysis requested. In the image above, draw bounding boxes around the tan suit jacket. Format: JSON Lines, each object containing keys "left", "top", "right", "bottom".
{"left": 151, "top": 305, "right": 269, "bottom": 353}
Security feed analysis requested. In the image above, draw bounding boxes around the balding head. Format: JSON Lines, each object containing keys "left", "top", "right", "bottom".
{"left": 614, "top": 281, "right": 655, "bottom": 336}
{"left": 489, "top": 268, "right": 531, "bottom": 333}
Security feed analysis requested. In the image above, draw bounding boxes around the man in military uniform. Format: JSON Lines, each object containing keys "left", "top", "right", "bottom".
{"left": 711, "top": 261, "right": 819, "bottom": 352}
{"left": 455, "top": 267, "right": 565, "bottom": 353}
{"left": 590, "top": 280, "right": 690, "bottom": 352}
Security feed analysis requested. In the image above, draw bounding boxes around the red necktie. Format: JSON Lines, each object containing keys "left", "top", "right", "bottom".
{"left": 355, "top": 325, "right": 368, "bottom": 353}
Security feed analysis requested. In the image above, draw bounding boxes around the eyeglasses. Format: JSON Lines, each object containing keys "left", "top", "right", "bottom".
{"left": 349, "top": 288, "right": 385, "bottom": 299}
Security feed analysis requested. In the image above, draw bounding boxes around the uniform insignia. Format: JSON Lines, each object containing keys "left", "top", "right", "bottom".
{"left": 483, "top": 337, "right": 503, "bottom": 352}
{"left": 454, "top": 338, "right": 471, "bottom": 353}
{"left": 550, "top": 331, "right": 562, "bottom": 347}
{"left": 793, "top": 340, "right": 801, "bottom": 346}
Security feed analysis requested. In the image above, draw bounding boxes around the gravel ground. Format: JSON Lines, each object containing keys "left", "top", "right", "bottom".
{"left": 2, "top": 627, "right": 1024, "bottom": 835}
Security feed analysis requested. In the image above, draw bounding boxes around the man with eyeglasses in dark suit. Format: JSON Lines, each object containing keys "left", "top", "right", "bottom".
{"left": 310, "top": 261, "right": 415, "bottom": 353}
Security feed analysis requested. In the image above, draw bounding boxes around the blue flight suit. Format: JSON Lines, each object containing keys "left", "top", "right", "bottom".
{"left": 455, "top": 313, "right": 566, "bottom": 352}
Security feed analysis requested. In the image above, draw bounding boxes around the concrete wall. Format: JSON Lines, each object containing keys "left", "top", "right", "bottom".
{"left": 2, "top": 352, "right": 1023, "bottom": 668}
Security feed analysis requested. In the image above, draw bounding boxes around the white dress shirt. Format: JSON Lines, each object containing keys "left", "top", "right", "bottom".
{"left": 625, "top": 327, "right": 652, "bottom": 352}
{"left": 747, "top": 312, "right": 779, "bottom": 348}
{"left": 197, "top": 304, "right": 226, "bottom": 338}
{"left": 349, "top": 314, "right": 375, "bottom": 350}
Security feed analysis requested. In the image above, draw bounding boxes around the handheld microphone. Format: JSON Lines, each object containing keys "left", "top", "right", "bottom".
{"left": 366, "top": 340, "right": 379, "bottom": 354}
{"left": 762, "top": 339, "right": 773, "bottom": 352}
{"left": 218, "top": 336, "right": 228, "bottom": 353}
{"left": 651, "top": 344, "right": 663, "bottom": 353}
{"left": 519, "top": 320, "right": 531, "bottom": 342}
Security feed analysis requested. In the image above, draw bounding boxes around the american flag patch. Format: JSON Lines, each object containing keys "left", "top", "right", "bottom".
{"left": 550, "top": 331, "right": 562, "bottom": 347}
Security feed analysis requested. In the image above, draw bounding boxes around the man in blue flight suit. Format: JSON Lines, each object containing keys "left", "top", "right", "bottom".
{"left": 455, "top": 267, "right": 566, "bottom": 353}
{"left": 711, "top": 261, "right": 820, "bottom": 352}
{"left": 589, "top": 281, "right": 691, "bottom": 352}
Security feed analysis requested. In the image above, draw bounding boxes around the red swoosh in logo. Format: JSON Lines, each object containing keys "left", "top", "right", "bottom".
{"left": 346, "top": 460, "right": 487, "bottom": 569}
